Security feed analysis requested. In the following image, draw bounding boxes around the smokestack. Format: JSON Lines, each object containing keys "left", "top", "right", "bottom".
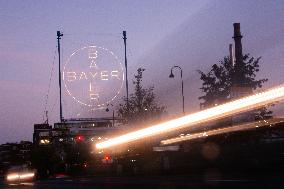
{"left": 233, "top": 23, "right": 243, "bottom": 67}
{"left": 232, "top": 23, "right": 246, "bottom": 86}
{"left": 230, "top": 23, "right": 253, "bottom": 124}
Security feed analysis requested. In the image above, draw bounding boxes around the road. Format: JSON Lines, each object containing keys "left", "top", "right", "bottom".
{"left": 0, "top": 171, "right": 283, "bottom": 189}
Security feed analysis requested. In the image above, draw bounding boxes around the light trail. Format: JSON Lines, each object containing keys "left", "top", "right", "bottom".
{"left": 7, "top": 172, "right": 35, "bottom": 182}
{"left": 7, "top": 174, "right": 19, "bottom": 181}
{"left": 161, "top": 118, "right": 284, "bottom": 145}
{"left": 19, "top": 173, "right": 35, "bottom": 179}
{"left": 96, "top": 84, "right": 284, "bottom": 149}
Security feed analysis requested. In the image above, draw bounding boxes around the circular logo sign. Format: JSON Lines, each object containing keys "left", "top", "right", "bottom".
{"left": 63, "top": 46, "right": 124, "bottom": 109}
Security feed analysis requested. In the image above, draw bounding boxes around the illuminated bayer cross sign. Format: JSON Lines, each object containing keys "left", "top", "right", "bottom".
{"left": 63, "top": 46, "right": 124, "bottom": 109}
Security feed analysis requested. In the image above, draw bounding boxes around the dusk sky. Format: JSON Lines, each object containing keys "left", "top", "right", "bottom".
{"left": 1, "top": 0, "right": 284, "bottom": 144}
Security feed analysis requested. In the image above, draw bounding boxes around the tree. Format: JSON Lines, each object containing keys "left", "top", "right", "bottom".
{"left": 117, "top": 68, "right": 166, "bottom": 124}
{"left": 197, "top": 54, "right": 272, "bottom": 119}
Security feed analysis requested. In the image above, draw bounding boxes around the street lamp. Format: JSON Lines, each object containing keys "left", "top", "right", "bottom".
{"left": 169, "top": 66, "right": 185, "bottom": 114}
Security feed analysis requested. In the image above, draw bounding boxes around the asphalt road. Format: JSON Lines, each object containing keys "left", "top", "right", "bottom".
{"left": 0, "top": 172, "right": 283, "bottom": 189}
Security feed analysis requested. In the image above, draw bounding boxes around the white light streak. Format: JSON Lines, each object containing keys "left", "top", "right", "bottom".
{"left": 96, "top": 85, "right": 284, "bottom": 149}
{"left": 7, "top": 172, "right": 35, "bottom": 181}
{"left": 161, "top": 118, "right": 284, "bottom": 145}
{"left": 7, "top": 174, "right": 19, "bottom": 181}
{"left": 19, "top": 173, "right": 35, "bottom": 179}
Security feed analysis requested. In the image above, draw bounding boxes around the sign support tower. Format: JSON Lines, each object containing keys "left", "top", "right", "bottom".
{"left": 123, "top": 31, "right": 129, "bottom": 113}
{"left": 57, "top": 31, "right": 64, "bottom": 123}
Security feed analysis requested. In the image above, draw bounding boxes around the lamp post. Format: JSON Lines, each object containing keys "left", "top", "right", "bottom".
{"left": 106, "top": 104, "right": 115, "bottom": 127}
{"left": 169, "top": 66, "right": 185, "bottom": 115}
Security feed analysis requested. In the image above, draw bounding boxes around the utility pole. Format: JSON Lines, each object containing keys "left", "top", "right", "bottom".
{"left": 112, "top": 110, "right": 115, "bottom": 127}
{"left": 123, "top": 31, "right": 129, "bottom": 112}
{"left": 57, "top": 31, "right": 63, "bottom": 123}
{"left": 45, "top": 111, "right": 49, "bottom": 124}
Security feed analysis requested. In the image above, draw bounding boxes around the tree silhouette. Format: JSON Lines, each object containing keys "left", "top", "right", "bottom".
{"left": 117, "top": 68, "right": 166, "bottom": 125}
{"left": 198, "top": 54, "right": 272, "bottom": 119}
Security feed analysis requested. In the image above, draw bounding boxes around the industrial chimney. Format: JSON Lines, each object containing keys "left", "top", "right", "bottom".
{"left": 232, "top": 23, "right": 244, "bottom": 86}
{"left": 230, "top": 23, "right": 253, "bottom": 123}
{"left": 231, "top": 23, "right": 252, "bottom": 95}
{"left": 233, "top": 23, "right": 243, "bottom": 67}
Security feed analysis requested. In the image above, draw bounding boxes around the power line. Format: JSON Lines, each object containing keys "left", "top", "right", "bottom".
{"left": 42, "top": 46, "right": 57, "bottom": 123}
{"left": 50, "top": 95, "right": 59, "bottom": 119}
